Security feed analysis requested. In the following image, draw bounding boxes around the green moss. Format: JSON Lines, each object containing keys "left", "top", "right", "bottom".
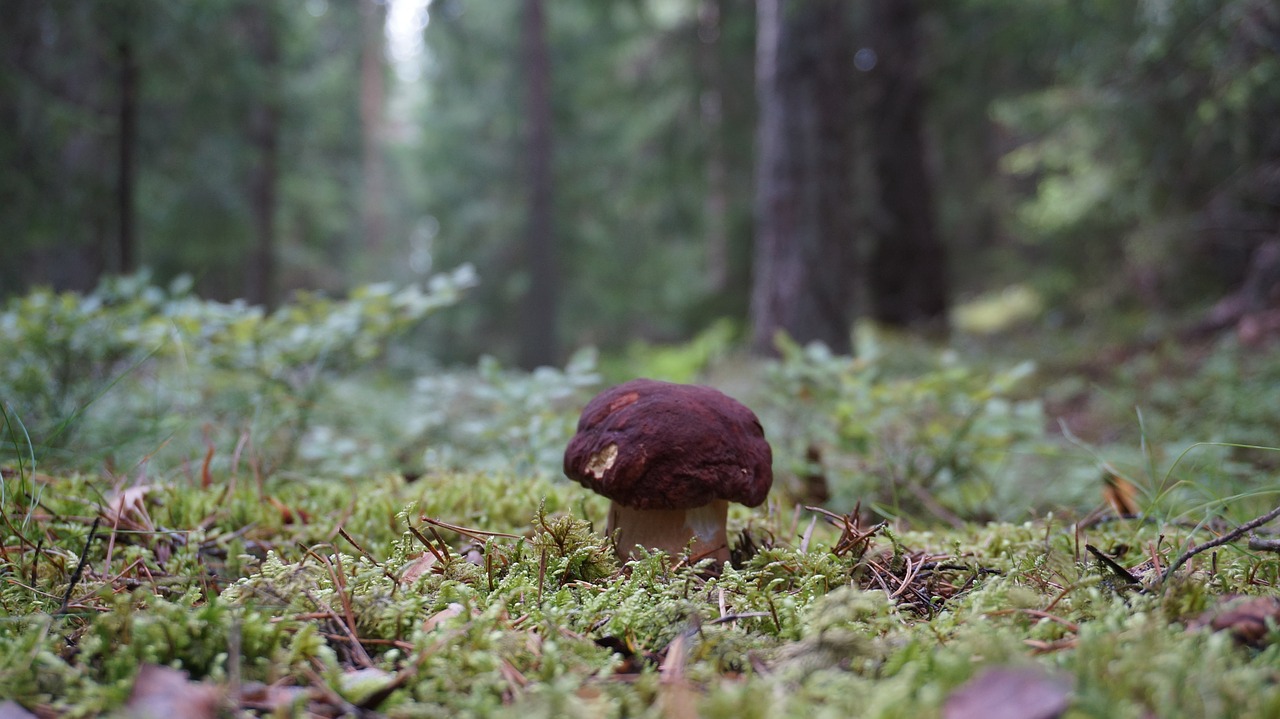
{"left": 3, "top": 466, "right": 1279, "bottom": 716}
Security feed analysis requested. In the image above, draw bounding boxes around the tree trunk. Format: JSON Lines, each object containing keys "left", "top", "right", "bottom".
{"left": 115, "top": 34, "right": 138, "bottom": 275}
{"left": 866, "top": 0, "right": 948, "bottom": 330}
{"left": 517, "top": 0, "right": 558, "bottom": 369}
{"left": 699, "top": 0, "right": 729, "bottom": 293}
{"left": 750, "top": 0, "right": 859, "bottom": 355}
{"left": 245, "top": 3, "right": 280, "bottom": 308}
{"left": 359, "top": 0, "right": 388, "bottom": 257}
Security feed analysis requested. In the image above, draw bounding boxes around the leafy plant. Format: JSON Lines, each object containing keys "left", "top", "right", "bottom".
{"left": 0, "top": 266, "right": 477, "bottom": 474}
{"left": 407, "top": 347, "right": 601, "bottom": 478}
{"left": 761, "top": 335, "right": 1049, "bottom": 520}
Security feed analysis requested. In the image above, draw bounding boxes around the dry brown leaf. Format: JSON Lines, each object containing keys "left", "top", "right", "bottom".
{"left": 102, "top": 486, "right": 155, "bottom": 529}
{"left": 1102, "top": 473, "right": 1141, "bottom": 518}
{"left": 942, "top": 666, "right": 1071, "bottom": 719}
{"left": 1190, "top": 595, "right": 1280, "bottom": 648}
{"left": 238, "top": 682, "right": 309, "bottom": 714}
{"left": 125, "top": 664, "right": 222, "bottom": 719}
{"left": 422, "top": 602, "right": 464, "bottom": 632}
{"left": 399, "top": 553, "right": 438, "bottom": 586}
{"left": 0, "top": 700, "right": 38, "bottom": 719}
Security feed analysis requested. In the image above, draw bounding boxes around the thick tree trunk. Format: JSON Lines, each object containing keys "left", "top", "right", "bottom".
{"left": 115, "top": 35, "right": 138, "bottom": 275}
{"left": 699, "top": 0, "right": 729, "bottom": 293}
{"left": 359, "top": 0, "right": 388, "bottom": 256}
{"left": 867, "top": 0, "right": 948, "bottom": 330}
{"left": 517, "top": 0, "right": 559, "bottom": 369}
{"left": 245, "top": 3, "right": 280, "bottom": 308}
{"left": 750, "top": 0, "right": 859, "bottom": 355}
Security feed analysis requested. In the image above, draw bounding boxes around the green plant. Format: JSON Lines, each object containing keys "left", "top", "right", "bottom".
{"left": 0, "top": 267, "right": 476, "bottom": 474}
{"left": 761, "top": 335, "right": 1048, "bottom": 520}
{"left": 407, "top": 347, "right": 601, "bottom": 478}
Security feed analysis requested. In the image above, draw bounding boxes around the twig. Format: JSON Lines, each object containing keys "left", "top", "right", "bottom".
{"left": 337, "top": 526, "right": 377, "bottom": 564}
{"left": 1246, "top": 536, "right": 1280, "bottom": 553}
{"left": 57, "top": 516, "right": 101, "bottom": 615}
{"left": 419, "top": 516, "right": 521, "bottom": 541}
{"left": 706, "top": 612, "right": 771, "bottom": 626}
{"left": 1157, "top": 504, "right": 1280, "bottom": 586}
{"left": 1085, "top": 544, "right": 1141, "bottom": 587}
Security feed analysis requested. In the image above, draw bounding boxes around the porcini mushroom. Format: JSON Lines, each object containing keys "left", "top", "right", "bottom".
{"left": 563, "top": 378, "right": 773, "bottom": 565}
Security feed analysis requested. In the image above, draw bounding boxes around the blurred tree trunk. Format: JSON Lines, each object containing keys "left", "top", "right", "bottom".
{"left": 517, "top": 0, "right": 558, "bottom": 369}
{"left": 699, "top": 0, "right": 729, "bottom": 293}
{"left": 751, "top": 0, "right": 859, "bottom": 355}
{"left": 359, "top": 0, "right": 388, "bottom": 256}
{"left": 115, "top": 32, "right": 138, "bottom": 275}
{"left": 866, "top": 0, "right": 948, "bottom": 330}
{"left": 245, "top": 3, "right": 280, "bottom": 308}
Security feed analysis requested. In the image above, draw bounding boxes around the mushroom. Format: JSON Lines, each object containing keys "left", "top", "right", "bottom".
{"left": 563, "top": 378, "right": 773, "bottom": 565}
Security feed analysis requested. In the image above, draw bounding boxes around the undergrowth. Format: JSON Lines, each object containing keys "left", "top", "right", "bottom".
{"left": 1, "top": 280, "right": 1278, "bottom": 717}
{"left": 1, "top": 467, "right": 1278, "bottom": 717}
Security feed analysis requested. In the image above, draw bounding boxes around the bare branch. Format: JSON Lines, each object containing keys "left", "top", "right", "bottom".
{"left": 1157, "top": 504, "right": 1280, "bottom": 586}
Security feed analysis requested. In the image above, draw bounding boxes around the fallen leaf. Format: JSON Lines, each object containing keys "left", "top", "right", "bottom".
{"left": 942, "top": 666, "right": 1071, "bottom": 719}
{"left": 125, "top": 664, "right": 222, "bottom": 719}
{"left": 422, "top": 602, "right": 464, "bottom": 632}
{"left": 399, "top": 553, "right": 438, "bottom": 586}
{"left": 1190, "top": 595, "right": 1280, "bottom": 648}
{"left": 238, "top": 682, "right": 308, "bottom": 714}
{"left": 0, "top": 700, "right": 38, "bottom": 719}
{"left": 102, "top": 485, "right": 155, "bottom": 528}
{"left": 1102, "top": 473, "right": 1140, "bottom": 518}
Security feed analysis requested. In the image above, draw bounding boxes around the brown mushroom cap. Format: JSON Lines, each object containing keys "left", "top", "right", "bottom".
{"left": 563, "top": 378, "right": 773, "bottom": 510}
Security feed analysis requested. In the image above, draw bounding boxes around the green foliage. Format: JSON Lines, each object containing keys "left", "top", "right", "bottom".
{"left": 407, "top": 347, "right": 600, "bottom": 478}
{"left": 416, "top": 2, "right": 758, "bottom": 360}
{"left": 980, "top": 0, "right": 1280, "bottom": 309}
{"left": 761, "top": 335, "right": 1048, "bottom": 518}
{"left": 600, "top": 318, "right": 739, "bottom": 384}
{"left": 4, "top": 464, "right": 1279, "bottom": 717}
{"left": 0, "top": 267, "right": 475, "bottom": 472}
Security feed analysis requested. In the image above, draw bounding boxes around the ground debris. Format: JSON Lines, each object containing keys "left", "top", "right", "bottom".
{"left": 1190, "top": 595, "right": 1280, "bottom": 648}
{"left": 0, "top": 701, "right": 38, "bottom": 719}
{"left": 942, "top": 666, "right": 1072, "bottom": 719}
{"left": 124, "top": 664, "right": 223, "bottom": 719}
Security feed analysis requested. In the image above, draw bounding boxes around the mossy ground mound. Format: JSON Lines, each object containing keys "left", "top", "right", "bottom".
{"left": 2, "top": 469, "right": 1277, "bottom": 717}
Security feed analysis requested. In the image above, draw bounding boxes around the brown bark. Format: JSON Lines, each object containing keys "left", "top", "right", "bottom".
{"left": 517, "top": 0, "right": 559, "bottom": 369}
{"left": 867, "top": 0, "right": 948, "bottom": 330}
{"left": 699, "top": 0, "right": 729, "bottom": 293}
{"left": 359, "top": 0, "right": 388, "bottom": 255}
{"left": 245, "top": 3, "right": 280, "bottom": 308}
{"left": 750, "top": 0, "right": 859, "bottom": 355}
{"left": 115, "top": 34, "right": 138, "bottom": 275}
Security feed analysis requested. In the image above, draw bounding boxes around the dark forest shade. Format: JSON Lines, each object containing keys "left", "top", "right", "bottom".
{"left": 115, "top": 32, "right": 138, "bottom": 276}
{"left": 867, "top": 0, "right": 949, "bottom": 329}
{"left": 518, "top": 0, "right": 559, "bottom": 370}
{"left": 751, "top": 0, "right": 860, "bottom": 356}
{"left": 245, "top": 1, "right": 281, "bottom": 309}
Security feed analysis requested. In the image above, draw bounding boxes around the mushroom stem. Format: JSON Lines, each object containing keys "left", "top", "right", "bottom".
{"left": 606, "top": 498, "right": 730, "bottom": 565}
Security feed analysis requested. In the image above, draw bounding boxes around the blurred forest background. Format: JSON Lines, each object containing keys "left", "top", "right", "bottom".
{"left": 4, "top": 0, "right": 1277, "bottom": 368}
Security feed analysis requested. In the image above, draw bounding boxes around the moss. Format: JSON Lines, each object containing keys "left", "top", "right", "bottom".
{"left": 3, "top": 467, "right": 1279, "bottom": 717}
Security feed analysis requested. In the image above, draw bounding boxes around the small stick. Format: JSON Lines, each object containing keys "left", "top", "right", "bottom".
{"left": 1085, "top": 544, "right": 1141, "bottom": 587}
{"left": 1247, "top": 536, "right": 1280, "bottom": 553}
{"left": 337, "top": 526, "right": 377, "bottom": 565}
{"left": 1157, "top": 504, "right": 1280, "bottom": 586}
{"left": 57, "top": 516, "right": 101, "bottom": 615}
{"left": 420, "top": 516, "right": 521, "bottom": 540}
{"left": 408, "top": 526, "right": 448, "bottom": 566}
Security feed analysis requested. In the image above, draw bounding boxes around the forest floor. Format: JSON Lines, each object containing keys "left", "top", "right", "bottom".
{"left": 2, "top": 315, "right": 1279, "bottom": 718}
